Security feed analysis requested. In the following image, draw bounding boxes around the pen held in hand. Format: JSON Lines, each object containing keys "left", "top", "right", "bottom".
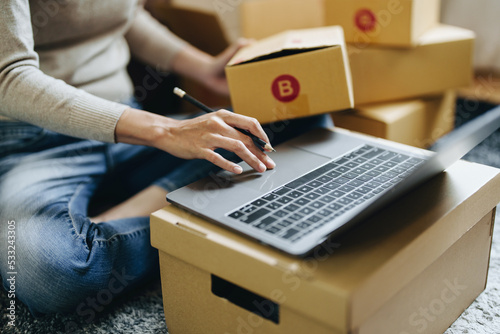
{"left": 173, "top": 87, "right": 276, "bottom": 153}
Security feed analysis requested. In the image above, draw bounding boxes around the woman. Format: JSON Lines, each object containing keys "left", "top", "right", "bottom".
{"left": 0, "top": 0, "right": 329, "bottom": 316}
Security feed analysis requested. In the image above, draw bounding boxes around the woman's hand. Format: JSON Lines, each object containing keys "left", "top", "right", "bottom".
{"left": 115, "top": 108, "right": 275, "bottom": 174}
{"left": 171, "top": 39, "right": 252, "bottom": 96}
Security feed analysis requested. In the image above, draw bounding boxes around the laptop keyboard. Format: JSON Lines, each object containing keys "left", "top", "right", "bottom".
{"left": 227, "top": 145, "right": 424, "bottom": 243}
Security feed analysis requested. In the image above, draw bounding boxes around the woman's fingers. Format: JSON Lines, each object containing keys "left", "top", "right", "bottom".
{"left": 216, "top": 110, "right": 271, "bottom": 148}
{"left": 161, "top": 110, "right": 275, "bottom": 174}
{"left": 206, "top": 133, "right": 269, "bottom": 173}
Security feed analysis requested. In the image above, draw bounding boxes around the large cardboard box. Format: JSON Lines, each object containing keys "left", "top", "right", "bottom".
{"left": 241, "top": 0, "right": 325, "bottom": 40}
{"left": 151, "top": 129, "right": 500, "bottom": 334}
{"left": 348, "top": 24, "right": 475, "bottom": 106}
{"left": 325, "top": 0, "right": 440, "bottom": 47}
{"left": 162, "top": 0, "right": 325, "bottom": 48}
{"left": 332, "top": 91, "right": 456, "bottom": 148}
{"left": 225, "top": 26, "right": 354, "bottom": 124}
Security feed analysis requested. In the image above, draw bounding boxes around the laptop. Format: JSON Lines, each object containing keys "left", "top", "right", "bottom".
{"left": 167, "top": 106, "right": 500, "bottom": 256}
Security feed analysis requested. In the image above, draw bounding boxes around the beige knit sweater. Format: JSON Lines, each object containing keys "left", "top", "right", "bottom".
{"left": 0, "top": 0, "right": 187, "bottom": 143}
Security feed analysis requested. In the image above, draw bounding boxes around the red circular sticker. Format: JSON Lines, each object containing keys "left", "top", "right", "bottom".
{"left": 354, "top": 8, "right": 377, "bottom": 32}
{"left": 271, "top": 75, "right": 300, "bottom": 103}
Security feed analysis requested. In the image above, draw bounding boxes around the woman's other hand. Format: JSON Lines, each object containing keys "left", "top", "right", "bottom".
{"left": 171, "top": 39, "right": 252, "bottom": 96}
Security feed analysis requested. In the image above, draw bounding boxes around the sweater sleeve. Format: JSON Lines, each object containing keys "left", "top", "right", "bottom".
{"left": 125, "top": 5, "right": 188, "bottom": 71}
{"left": 0, "top": 0, "right": 129, "bottom": 143}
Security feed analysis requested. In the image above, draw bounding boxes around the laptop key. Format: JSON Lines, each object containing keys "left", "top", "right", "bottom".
{"left": 228, "top": 211, "right": 245, "bottom": 219}
{"left": 330, "top": 190, "right": 346, "bottom": 198}
{"left": 307, "top": 180, "right": 323, "bottom": 188}
{"left": 266, "top": 226, "right": 281, "bottom": 234}
{"left": 288, "top": 213, "right": 304, "bottom": 222}
{"left": 299, "top": 207, "right": 314, "bottom": 215}
{"left": 326, "top": 170, "right": 341, "bottom": 178}
{"left": 383, "top": 161, "right": 398, "bottom": 168}
{"left": 278, "top": 220, "right": 293, "bottom": 227}
{"left": 323, "top": 182, "right": 341, "bottom": 190}
{"left": 241, "top": 205, "right": 258, "bottom": 214}
{"left": 275, "top": 210, "right": 288, "bottom": 218}
{"left": 262, "top": 193, "right": 279, "bottom": 201}
{"left": 277, "top": 196, "right": 293, "bottom": 204}
{"left": 317, "top": 175, "right": 333, "bottom": 183}
{"left": 319, "top": 194, "right": 336, "bottom": 203}
{"left": 282, "top": 228, "right": 300, "bottom": 240}
{"left": 244, "top": 208, "right": 271, "bottom": 224}
{"left": 362, "top": 147, "right": 384, "bottom": 159}
{"left": 346, "top": 192, "right": 363, "bottom": 200}
{"left": 378, "top": 151, "right": 398, "bottom": 160}
{"left": 338, "top": 185, "right": 355, "bottom": 193}
{"left": 391, "top": 154, "right": 410, "bottom": 163}
{"left": 315, "top": 187, "right": 331, "bottom": 195}
{"left": 306, "top": 215, "right": 322, "bottom": 223}
{"left": 318, "top": 208, "right": 333, "bottom": 217}
{"left": 273, "top": 187, "right": 291, "bottom": 195}
{"left": 311, "top": 201, "right": 326, "bottom": 209}
{"left": 266, "top": 202, "right": 282, "bottom": 210}
{"left": 251, "top": 199, "right": 268, "bottom": 207}
{"left": 327, "top": 203, "right": 343, "bottom": 211}
{"left": 288, "top": 190, "right": 303, "bottom": 198}
{"left": 295, "top": 198, "right": 311, "bottom": 206}
{"left": 305, "top": 192, "right": 321, "bottom": 200}
{"left": 256, "top": 216, "right": 277, "bottom": 229}
{"left": 283, "top": 203, "right": 300, "bottom": 212}
{"left": 297, "top": 185, "right": 314, "bottom": 193}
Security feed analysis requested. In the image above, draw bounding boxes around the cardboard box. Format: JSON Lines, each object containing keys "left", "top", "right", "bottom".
{"left": 147, "top": 0, "right": 229, "bottom": 56}
{"left": 151, "top": 129, "right": 500, "bottom": 334}
{"left": 325, "top": 0, "right": 440, "bottom": 47}
{"left": 161, "top": 0, "right": 325, "bottom": 48}
{"left": 347, "top": 24, "right": 475, "bottom": 106}
{"left": 332, "top": 90, "right": 456, "bottom": 148}
{"left": 169, "top": 0, "right": 241, "bottom": 45}
{"left": 225, "top": 26, "right": 354, "bottom": 124}
{"left": 241, "top": 0, "right": 325, "bottom": 40}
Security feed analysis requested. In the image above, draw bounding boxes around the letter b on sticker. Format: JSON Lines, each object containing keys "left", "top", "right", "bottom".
{"left": 271, "top": 75, "right": 300, "bottom": 102}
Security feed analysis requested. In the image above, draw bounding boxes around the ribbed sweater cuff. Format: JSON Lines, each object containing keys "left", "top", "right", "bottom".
{"left": 70, "top": 94, "right": 129, "bottom": 143}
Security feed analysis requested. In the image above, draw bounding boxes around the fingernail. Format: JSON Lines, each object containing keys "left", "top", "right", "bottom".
{"left": 233, "top": 165, "right": 243, "bottom": 174}
{"left": 259, "top": 163, "right": 267, "bottom": 172}
{"left": 266, "top": 156, "right": 276, "bottom": 169}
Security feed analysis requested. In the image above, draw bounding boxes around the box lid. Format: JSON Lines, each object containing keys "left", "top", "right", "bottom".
{"left": 417, "top": 24, "right": 475, "bottom": 45}
{"left": 227, "top": 26, "right": 346, "bottom": 66}
{"left": 151, "top": 129, "right": 500, "bottom": 332}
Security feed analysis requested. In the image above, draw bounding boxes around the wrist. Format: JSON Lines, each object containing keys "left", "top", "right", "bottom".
{"left": 171, "top": 45, "right": 213, "bottom": 84}
{"left": 115, "top": 108, "right": 178, "bottom": 147}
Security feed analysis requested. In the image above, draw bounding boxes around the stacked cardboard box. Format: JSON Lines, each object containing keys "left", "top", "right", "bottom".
{"left": 326, "top": 0, "right": 475, "bottom": 147}
{"left": 146, "top": 0, "right": 327, "bottom": 113}
{"left": 148, "top": 0, "right": 475, "bottom": 147}
{"left": 151, "top": 129, "right": 500, "bottom": 334}
{"left": 225, "top": 26, "right": 354, "bottom": 124}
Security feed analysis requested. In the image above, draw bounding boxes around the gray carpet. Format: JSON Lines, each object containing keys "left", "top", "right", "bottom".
{"left": 1, "top": 101, "right": 500, "bottom": 333}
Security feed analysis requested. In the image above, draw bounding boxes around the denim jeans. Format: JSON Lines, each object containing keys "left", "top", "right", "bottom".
{"left": 0, "top": 111, "right": 332, "bottom": 317}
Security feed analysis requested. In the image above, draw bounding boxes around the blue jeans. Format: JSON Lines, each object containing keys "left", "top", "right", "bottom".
{"left": 0, "top": 111, "right": 332, "bottom": 317}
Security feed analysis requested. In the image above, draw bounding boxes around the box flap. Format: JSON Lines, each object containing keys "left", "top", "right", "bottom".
{"left": 228, "top": 26, "right": 346, "bottom": 65}
{"left": 418, "top": 24, "right": 475, "bottom": 45}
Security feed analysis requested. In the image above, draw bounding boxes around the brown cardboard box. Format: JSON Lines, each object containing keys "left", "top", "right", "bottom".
{"left": 164, "top": 0, "right": 325, "bottom": 46}
{"left": 147, "top": 0, "right": 229, "bottom": 56}
{"left": 332, "top": 91, "right": 456, "bottom": 148}
{"left": 151, "top": 129, "right": 500, "bottom": 334}
{"left": 241, "top": 0, "right": 325, "bottom": 40}
{"left": 348, "top": 25, "right": 475, "bottom": 106}
{"left": 225, "top": 26, "right": 354, "bottom": 124}
{"left": 325, "top": 0, "right": 440, "bottom": 47}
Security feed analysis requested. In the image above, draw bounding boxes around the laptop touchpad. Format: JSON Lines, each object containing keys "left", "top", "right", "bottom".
{"left": 218, "top": 144, "right": 331, "bottom": 193}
